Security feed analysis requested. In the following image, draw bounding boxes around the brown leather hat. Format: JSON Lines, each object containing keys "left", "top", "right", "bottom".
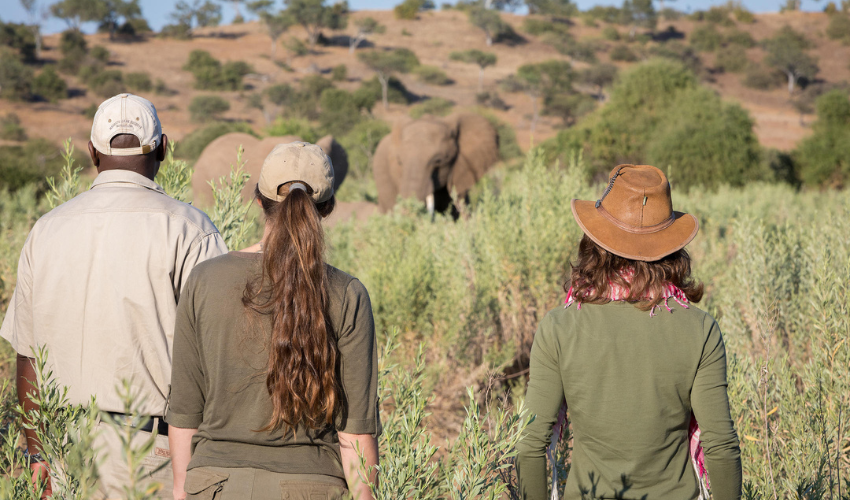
{"left": 571, "top": 164, "right": 699, "bottom": 262}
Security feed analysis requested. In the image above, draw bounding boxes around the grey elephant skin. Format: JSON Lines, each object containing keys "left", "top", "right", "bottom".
{"left": 191, "top": 133, "right": 349, "bottom": 206}
{"left": 373, "top": 113, "right": 500, "bottom": 213}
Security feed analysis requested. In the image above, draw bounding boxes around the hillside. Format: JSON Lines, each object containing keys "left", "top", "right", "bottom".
{"left": 2, "top": 10, "right": 849, "bottom": 157}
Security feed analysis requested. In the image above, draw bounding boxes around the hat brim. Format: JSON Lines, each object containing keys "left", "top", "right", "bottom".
{"left": 571, "top": 199, "right": 699, "bottom": 262}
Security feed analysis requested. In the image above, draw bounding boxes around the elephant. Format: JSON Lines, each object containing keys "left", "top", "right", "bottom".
{"left": 191, "top": 133, "right": 348, "bottom": 206}
{"left": 372, "top": 113, "right": 500, "bottom": 214}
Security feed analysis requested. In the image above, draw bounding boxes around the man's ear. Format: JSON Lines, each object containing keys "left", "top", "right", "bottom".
{"left": 156, "top": 134, "right": 168, "bottom": 162}
{"left": 88, "top": 141, "right": 100, "bottom": 168}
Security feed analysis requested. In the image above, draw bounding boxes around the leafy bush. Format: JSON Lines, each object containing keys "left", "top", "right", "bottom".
{"left": 409, "top": 97, "right": 454, "bottom": 118}
{"left": 704, "top": 5, "right": 734, "bottom": 25}
{"left": 690, "top": 24, "right": 723, "bottom": 51}
{"left": 715, "top": 45, "right": 748, "bottom": 73}
{"left": 0, "top": 139, "right": 66, "bottom": 192}
{"left": 0, "top": 51, "right": 33, "bottom": 101}
{"left": 154, "top": 78, "right": 171, "bottom": 95}
{"left": 584, "top": 5, "right": 622, "bottom": 23}
{"left": 331, "top": 63, "right": 347, "bottom": 81}
{"left": 174, "top": 122, "right": 257, "bottom": 160}
{"left": 124, "top": 71, "right": 152, "bottom": 92}
{"left": 724, "top": 28, "right": 756, "bottom": 47}
{"left": 32, "top": 67, "right": 67, "bottom": 102}
{"left": 394, "top": 0, "right": 427, "bottom": 19}
{"left": 159, "top": 22, "right": 192, "bottom": 39}
{"left": 357, "top": 76, "right": 415, "bottom": 105}
{"left": 89, "top": 46, "right": 110, "bottom": 64}
{"left": 601, "top": 25, "right": 621, "bottom": 40}
{"left": 318, "top": 88, "right": 365, "bottom": 136}
{"left": 87, "top": 69, "right": 125, "bottom": 97}
{"left": 413, "top": 65, "right": 452, "bottom": 85}
{"left": 609, "top": 44, "right": 638, "bottom": 61}
{"left": 182, "top": 50, "right": 252, "bottom": 91}
{"left": 554, "top": 38, "right": 600, "bottom": 63}
{"left": 266, "top": 117, "right": 319, "bottom": 143}
{"left": 731, "top": 5, "right": 755, "bottom": 23}
{"left": 743, "top": 63, "right": 783, "bottom": 90}
{"left": 522, "top": 18, "right": 570, "bottom": 36}
{"left": 826, "top": 13, "right": 850, "bottom": 43}
{"left": 0, "top": 113, "right": 26, "bottom": 141}
{"left": 650, "top": 42, "right": 704, "bottom": 76}
{"left": 660, "top": 7, "right": 682, "bottom": 20}
{"left": 189, "top": 95, "right": 231, "bottom": 122}
{"left": 284, "top": 36, "right": 309, "bottom": 57}
{"left": 0, "top": 21, "right": 37, "bottom": 62}
{"left": 795, "top": 89, "right": 850, "bottom": 186}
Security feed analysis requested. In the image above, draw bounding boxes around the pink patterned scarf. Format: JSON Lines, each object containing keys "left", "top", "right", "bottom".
{"left": 546, "top": 273, "right": 709, "bottom": 500}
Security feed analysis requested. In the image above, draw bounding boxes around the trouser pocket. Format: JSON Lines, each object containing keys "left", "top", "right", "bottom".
{"left": 279, "top": 480, "right": 347, "bottom": 500}
{"left": 185, "top": 468, "right": 230, "bottom": 500}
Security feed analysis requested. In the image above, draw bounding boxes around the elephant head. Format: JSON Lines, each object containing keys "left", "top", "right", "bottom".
{"left": 373, "top": 113, "right": 500, "bottom": 214}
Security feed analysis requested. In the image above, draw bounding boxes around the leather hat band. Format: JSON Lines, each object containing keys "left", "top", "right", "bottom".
{"left": 596, "top": 205, "right": 676, "bottom": 234}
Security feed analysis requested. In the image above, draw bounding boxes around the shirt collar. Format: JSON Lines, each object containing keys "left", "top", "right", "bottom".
{"left": 90, "top": 169, "right": 166, "bottom": 195}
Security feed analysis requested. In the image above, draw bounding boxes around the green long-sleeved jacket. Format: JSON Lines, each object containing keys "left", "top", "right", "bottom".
{"left": 516, "top": 301, "right": 742, "bottom": 500}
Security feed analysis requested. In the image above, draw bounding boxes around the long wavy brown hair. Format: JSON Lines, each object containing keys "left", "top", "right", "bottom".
{"left": 566, "top": 235, "right": 704, "bottom": 311}
{"left": 243, "top": 183, "right": 340, "bottom": 434}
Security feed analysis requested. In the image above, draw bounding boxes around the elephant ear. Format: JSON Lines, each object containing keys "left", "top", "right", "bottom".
{"left": 316, "top": 134, "right": 349, "bottom": 192}
{"left": 447, "top": 114, "right": 501, "bottom": 198}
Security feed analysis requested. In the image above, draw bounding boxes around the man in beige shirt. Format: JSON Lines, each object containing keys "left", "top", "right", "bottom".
{"left": 0, "top": 94, "right": 228, "bottom": 499}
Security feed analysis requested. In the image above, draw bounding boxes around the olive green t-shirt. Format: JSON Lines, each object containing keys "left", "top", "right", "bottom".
{"left": 165, "top": 252, "right": 381, "bottom": 479}
{"left": 516, "top": 301, "right": 742, "bottom": 500}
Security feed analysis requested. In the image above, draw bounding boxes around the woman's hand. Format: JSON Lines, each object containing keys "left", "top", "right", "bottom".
{"left": 173, "top": 487, "right": 187, "bottom": 500}
{"left": 30, "top": 462, "right": 51, "bottom": 499}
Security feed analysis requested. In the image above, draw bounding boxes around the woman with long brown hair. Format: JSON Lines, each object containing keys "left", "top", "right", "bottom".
{"left": 516, "top": 165, "right": 742, "bottom": 500}
{"left": 166, "top": 142, "right": 380, "bottom": 500}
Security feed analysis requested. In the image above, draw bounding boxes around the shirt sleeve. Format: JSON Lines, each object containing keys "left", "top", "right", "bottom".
{"left": 691, "top": 317, "right": 742, "bottom": 500}
{"left": 335, "top": 279, "right": 381, "bottom": 436}
{"left": 174, "top": 232, "right": 228, "bottom": 301}
{"left": 0, "top": 233, "right": 36, "bottom": 358}
{"left": 516, "top": 313, "right": 564, "bottom": 500}
{"left": 165, "top": 274, "right": 206, "bottom": 429}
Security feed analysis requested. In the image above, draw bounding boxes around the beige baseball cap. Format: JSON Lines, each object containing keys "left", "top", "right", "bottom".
{"left": 258, "top": 142, "right": 335, "bottom": 203}
{"left": 90, "top": 93, "right": 162, "bottom": 156}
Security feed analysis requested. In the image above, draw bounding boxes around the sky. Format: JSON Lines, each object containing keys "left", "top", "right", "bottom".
{"left": 1, "top": 0, "right": 827, "bottom": 35}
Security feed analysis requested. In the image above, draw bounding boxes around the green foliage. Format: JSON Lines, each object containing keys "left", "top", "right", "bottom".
{"left": 189, "top": 94, "right": 231, "bottom": 122}
{"left": 0, "top": 21, "right": 37, "bottom": 62}
{"left": 207, "top": 146, "right": 254, "bottom": 248}
{"left": 174, "top": 121, "right": 257, "bottom": 160}
{"left": 526, "top": 0, "right": 576, "bottom": 18}
{"left": 731, "top": 4, "right": 755, "bottom": 23}
{"left": 601, "top": 25, "right": 621, "bottom": 40}
{"left": 124, "top": 71, "right": 152, "bottom": 92}
{"left": 474, "top": 109, "right": 522, "bottom": 160}
{"left": 619, "top": 0, "right": 657, "bottom": 34}
{"left": 334, "top": 118, "right": 388, "bottom": 201}
{"left": 450, "top": 49, "right": 497, "bottom": 69}
{"left": 155, "top": 141, "right": 194, "bottom": 202}
{"left": 86, "top": 69, "right": 125, "bottom": 97}
{"left": 46, "top": 139, "right": 87, "bottom": 209}
{"left": 266, "top": 117, "right": 320, "bottom": 142}
{"left": 32, "top": 67, "right": 68, "bottom": 102}
{"left": 394, "top": 0, "right": 427, "bottom": 19}
{"left": 0, "top": 139, "right": 68, "bottom": 193}
{"left": 826, "top": 13, "right": 850, "bottom": 43}
{"left": 795, "top": 90, "right": 850, "bottom": 186}
{"left": 553, "top": 38, "right": 600, "bottom": 63}
{"left": 543, "top": 92, "right": 597, "bottom": 125}
{"left": 725, "top": 28, "right": 756, "bottom": 47}
{"left": 584, "top": 5, "right": 621, "bottom": 23}
{"left": 704, "top": 5, "right": 734, "bottom": 25}
{"left": 467, "top": 6, "right": 512, "bottom": 46}
{"left": 284, "top": 36, "right": 309, "bottom": 56}
{"left": 171, "top": 0, "right": 222, "bottom": 34}
{"left": 284, "top": 0, "right": 348, "bottom": 48}
{"left": 743, "top": 63, "right": 782, "bottom": 90}
{"left": 522, "top": 18, "right": 570, "bottom": 36}
{"left": 762, "top": 25, "right": 818, "bottom": 94}
{"left": 182, "top": 50, "right": 252, "bottom": 91}
{"left": 318, "top": 88, "right": 365, "bottom": 136}
{"left": 0, "top": 113, "right": 27, "bottom": 142}
{"left": 649, "top": 41, "right": 704, "bottom": 76}
{"left": 609, "top": 43, "right": 638, "bottom": 61}
{"left": 358, "top": 50, "right": 419, "bottom": 108}
{"left": 413, "top": 64, "right": 451, "bottom": 85}
{"left": 409, "top": 97, "right": 454, "bottom": 118}
{"left": 331, "top": 63, "right": 347, "bottom": 81}
{"left": 690, "top": 24, "right": 723, "bottom": 51}
{"left": 0, "top": 51, "right": 34, "bottom": 101}
{"left": 580, "top": 63, "right": 618, "bottom": 95}
{"left": 715, "top": 45, "right": 748, "bottom": 73}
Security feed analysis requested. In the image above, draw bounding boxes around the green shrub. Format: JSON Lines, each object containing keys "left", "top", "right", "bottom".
{"left": 413, "top": 65, "right": 451, "bottom": 85}
{"left": 59, "top": 30, "right": 87, "bottom": 57}
{"left": 660, "top": 8, "right": 682, "bottom": 20}
{"left": 609, "top": 44, "right": 638, "bottom": 61}
{"left": 266, "top": 117, "right": 319, "bottom": 142}
{"left": 724, "top": 28, "right": 756, "bottom": 47}
{"left": 650, "top": 42, "right": 704, "bottom": 76}
{"left": 87, "top": 69, "right": 124, "bottom": 97}
{"left": 174, "top": 121, "right": 257, "bottom": 160}
{"left": 690, "top": 24, "right": 723, "bottom": 51}
{"left": 31, "top": 67, "right": 67, "bottom": 102}
{"left": 409, "top": 97, "right": 454, "bottom": 118}
{"left": 82, "top": 104, "right": 98, "bottom": 119}
{"left": 318, "top": 88, "right": 364, "bottom": 136}
{"left": 0, "top": 139, "right": 66, "bottom": 192}
{"left": 704, "top": 5, "right": 734, "bottom": 25}
{"left": 90, "top": 45, "right": 110, "bottom": 64}
{"left": 826, "top": 14, "right": 850, "bottom": 43}
{"left": 522, "top": 18, "right": 570, "bottom": 36}
{"left": 555, "top": 38, "right": 600, "bottom": 63}
{"left": 0, "top": 51, "right": 33, "bottom": 100}
{"left": 394, "top": 0, "right": 426, "bottom": 19}
{"left": 743, "top": 64, "right": 782, "bottom": 90}
{"left": 732, "top": 5, "right": 755, "bottom": 23}
{"left": 183, "top": 50, "right": 251, "bottom": 91}
{"left": 284, "top": 37, "right": 309, "bottom": 57}
{"left": 475, "top": 91, "right": 509, "bottom": 110}
{"left": 159, "top": 22, "right": 192, "bottom": 39}
{"left": 715, "top": 45, "right": 748, "bottom": 73}
{"left": 585, "top": 5, "right": 621, "bottom": 23}
{"left": 0, "top": 21, "right": 37, "bottom": 62}
{"left": 189, "top": 94, "right": 231, "bottom": 122}
{"left": 824, "top": 1, "right": 839, "bottom": 14}
{"left": 795, "top": 89, "right": 850, "bottom": 186}
{"left": 331, "top": 63, "right": 348, "bottom": 81}
{"left": 601, "top": 25, "right": 621, "bottom": 41}
{"left": 0, "top": 113, "right": 27, "bottom": 141}
{"left": 358, "top": 76, "right": 415, "bottom": 105}
{"left": 335, "top": 118, "right": 390, "bottom": 201}
{"left": 154, "top": 78, "right": 171, "bottom": 95}
{"left": 543, "top": 92, "right": 597, "bottom": 125}
{"left": 124, "top": 71, "right": 152, "bottom": 92}
{"left": 300, "top": 74, "right": 335, "bottom": 100}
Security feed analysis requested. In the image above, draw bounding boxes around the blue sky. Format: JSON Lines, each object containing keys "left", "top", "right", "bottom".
{"left": 2, "top": 0, "right": 827, "bottom": 35}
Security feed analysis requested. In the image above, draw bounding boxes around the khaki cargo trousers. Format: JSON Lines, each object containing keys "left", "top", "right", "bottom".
{"left": 185, "top": 467, "right": 349, "bottom": 500}
{"left": 92, "top": 418, "right": 173, "bottom": 500}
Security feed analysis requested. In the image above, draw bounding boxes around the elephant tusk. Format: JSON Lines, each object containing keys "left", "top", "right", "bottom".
{"left": 426, "top": 194, "right": 435, "bottom": 217}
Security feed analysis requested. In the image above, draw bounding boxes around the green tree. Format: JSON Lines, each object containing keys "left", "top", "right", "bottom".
{"left": 0, "top": 51, "right": 33, "bottom": 101}
{"left": 795, "top": 90, "right": 850, "bottom": 186}
{"left": 450, "top": 49, "right": 497, "bottom": 92}
{"left": 468, "top": 6, "right": 509, "bottom": 46}
{"left": 620, "top": 0, "right": 656, "bottom": 39}
{"left": 763, "top": 26, "right": 819, "bottom": 95}
{"left": 285, "top": 0, "right": 348, "bottom": 51}
{"left": 248, "top": 2, "right": 293, "bottom": 60}
{"left": 171, "top": 0, "right": 222, "bottom": 36}
{"left": 19, "top": 0, "right": 44, "bottom": 59}
{"left": 357, "top": 48, "right": 419, "bottom": 110}
{"left": 525, "top": 0, "right": 576, "bottom": 19}
{"left": 349, "top": 17, "right": 385, "bottom": 54}
{"left": 50, "top": 0, "right": 103, "bottom": 30}
{"left": 96, "top": 0, "right": 144, "bottom": 39}
{"left": 32, "top": 66, "right": 68, "bottom": 102}
{"left": 503, "top": 60, "right": 574, "bottom": 133}
{"left": 189, "top": 94, "right": 231, "bottom": 122}
{"left": 580, "top": 63, "right": 618, "bottom": 100}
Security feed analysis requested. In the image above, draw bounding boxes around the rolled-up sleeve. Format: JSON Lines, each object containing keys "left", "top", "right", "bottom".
{"left": 335, "top": 279, "right": 381, "bottom": 436}
{"left": 692, "top": 318, "right": 742, "bottom": 500}
{"left": 166, "top": 274, "right": 206, "bottom": 429}
{"left": 0, "top": 234, "right": 36, "bottom": 358}
{"left": 517, "top": 314, "right": 564, "bottom": 500}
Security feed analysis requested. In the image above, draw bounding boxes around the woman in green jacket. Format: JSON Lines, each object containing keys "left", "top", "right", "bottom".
{"left": 516, "top": 164, "right": 742, "bottom": 500}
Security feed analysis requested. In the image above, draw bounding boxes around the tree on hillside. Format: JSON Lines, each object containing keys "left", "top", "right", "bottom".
{"left": 763, "top": 26, "right": 819, "bottom": 95}
{"left": 50, "top": 0, "right": 103, "bottom": 30}
{"left": 358, "top": 48, "right": 419, "bottom": 110}
{"left": 285, "top": 0, "right": 348, "bottom": 51}
{"left": 171, "top": 0, "right": 223, "bottom": 35}
{"left": 19, "top": 0, "right": 46, "bottom": 59}
{"left": 580, "top": 63, "right": 618, "bottom": 101}
{"left": 502, "top": 59, "right": 574, "bottom": 133}
{"left": 349, "top": 17, "right": 385, "bottom": 54}
{"left": 525, "top": 0, "right": 576, "bottom": 20}
{"left": 248, "top": 1, "right": 293, "bottom": 60}
{"left": 796, "top": 89, "right": 850, "bottom": 186}
{"left": 450, "top": 49, "right": 497, "bottom": 92}
{"left": 620, "top": 0, "right": 656, "bottom": 39}
{"left": 96, "top": 0, "right": 144, "bottom": 39}
{"left": 468, "top": 6, "right": 510, "bottom": 46}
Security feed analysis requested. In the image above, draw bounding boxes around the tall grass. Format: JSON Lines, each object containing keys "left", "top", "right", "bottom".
{"left": 0, "top": 144, "right": 847, "bottom": 498}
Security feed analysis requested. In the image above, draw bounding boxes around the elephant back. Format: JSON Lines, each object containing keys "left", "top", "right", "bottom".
{"left": 446, "top": 114, "right": 500, "bottom": 197}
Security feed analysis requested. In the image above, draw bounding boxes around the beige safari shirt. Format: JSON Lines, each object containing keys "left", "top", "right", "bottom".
{"left": 0, "top": 170, "right": 228, "bottom": 416}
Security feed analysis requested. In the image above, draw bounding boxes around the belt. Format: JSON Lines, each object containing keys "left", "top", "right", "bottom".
{"left": 105, "top": 412, "right": 169, "bottom": 436}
